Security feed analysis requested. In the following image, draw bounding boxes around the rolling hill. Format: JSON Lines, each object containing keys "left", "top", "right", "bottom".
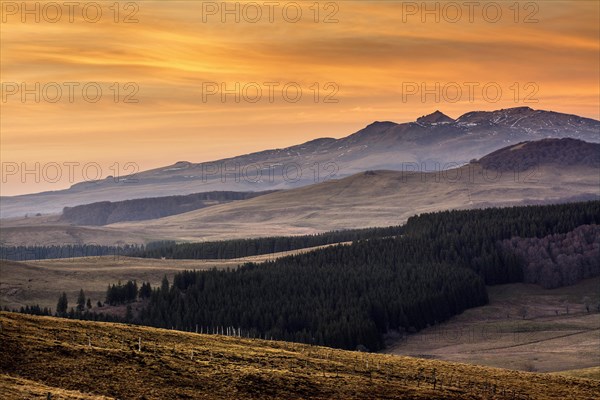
{"left": 60, "top": 191, "right": 274, "bottom": 226}
{"left": 1, "top": 138, "right": 598, "bottom": 245}
{"left": 0, "top": 242, "right": 346, "bottom": 311}
{"left": 103, "top": 139, "right": 599, "bottom": 242}
{"left": 2, "top": 107, "right": 598, "bottom": 218}
{"left": 1, "top": 312, "right": 599, "bottom": 399}
{"left": 478, "top": 138, "right": 600, "bottom": 171}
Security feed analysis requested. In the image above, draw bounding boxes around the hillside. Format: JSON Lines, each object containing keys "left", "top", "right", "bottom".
{"left": 478, "top": 138, "right": 600, "bottom": 171}
{"left": 386, "top": 277, "right": 600, "bottom": 375}
{"left": 61, "top": 191, "right": 273, "bottom": 226}
{"left": 105, "top": 139, "right": 598, "bottom": 243}
{"left": 2, "top": 107, "right": 598, "bottom": 218}
{"left": 1, "top": 312, "right": 599, "bottom": 399}
{"left": 0, "top": 242, "right": 343, "bottom": 311}
{"left": 2, "top": 139, "right": 598, "bottom": 246}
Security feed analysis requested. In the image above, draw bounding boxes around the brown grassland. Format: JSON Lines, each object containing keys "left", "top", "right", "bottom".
{"left": 1, "top": 312, "right": 599, "bottom": 399}
{"left": 0, "top": 244, "right": 345, "bottom": 311}
{"left": 387, "top": 277, "right": 600, "bottom": 377}
{"left": 2, "top": 164, "right": 597, "bottom": 246}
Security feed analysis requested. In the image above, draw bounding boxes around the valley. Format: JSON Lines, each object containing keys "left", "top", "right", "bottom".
{"left": 3, "top": 253, "right": 598, "bottom": 378}
{"left": 1, "top": 112, "right": 599, "bottom": 399}
{"left": 387, "top": 277, "right": 600, "bottom": 377}
{"left": 3, "top": 1, "right": 599, "bottom": 397}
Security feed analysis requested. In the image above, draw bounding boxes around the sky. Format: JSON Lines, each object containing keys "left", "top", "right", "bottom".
{"left": 1, "top": 0, "right": 599, "bottom": 195}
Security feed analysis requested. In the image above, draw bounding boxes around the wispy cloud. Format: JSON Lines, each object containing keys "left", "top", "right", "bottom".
{"left": 1, "top": 0, "right": 598, "bottom": 195}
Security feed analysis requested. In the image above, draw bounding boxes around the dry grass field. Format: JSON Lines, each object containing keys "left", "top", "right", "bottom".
{"left": 2, "top": 253, "right": 598, "bottom": 380}
{"left": 1, "top": 164, "right": 597, "bottom": 246}
{"left": 99, "top": 165, "right": 600, "bottom": 242}
{"left": 1, "top": 312, "right": 599, "bottom": 399}
{"left": 386, "top": 277, "right": 600, "bottom": 377}
{"left": 553, "top": 367, "right": 600, "bottom": 380}
{"left": 0, "top": 244, "right": 346, "bottom": 311}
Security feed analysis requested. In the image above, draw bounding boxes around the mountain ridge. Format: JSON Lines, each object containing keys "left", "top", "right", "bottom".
{"left": 416, "top": 110, "right": 455, "bottom": 124}
{"left": 1, "top": 107, "right": 599, "bottom": 218}
{"left": 1, "top": 138, "right": 598, "bottom": 245}
{"left": 100, "top": 138, "right": 599, "bottom": 242}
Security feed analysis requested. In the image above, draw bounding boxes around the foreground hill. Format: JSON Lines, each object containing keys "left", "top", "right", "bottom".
{"left": 2, "top": 107, "right": 598, "bottom": 218}
{"left": 1, "top": 313, "right": 599, "bottom": 399}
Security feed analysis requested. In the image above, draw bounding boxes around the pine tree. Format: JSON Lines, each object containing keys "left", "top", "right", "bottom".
{"left": 125, "top": 305, "right": 133, "bottom": 321}
{"left": 139, "top": 282, "right": 152, "bottom": 299}
{"left": 56, "top": 292, "right": 68, "bottom": 316}
{"left": 161, "top": 275, "right": 170, "bottom": 292}
{"left": 76, "top": 289, "right": 86, "bottom": 312}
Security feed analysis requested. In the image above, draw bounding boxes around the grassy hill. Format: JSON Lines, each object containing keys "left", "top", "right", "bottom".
{"left": 1, "top": 312, "right": 599, "bottom": 399}
{"left": 105, "top": 163, "right": 600, "bottom": 243}
{"left": 553, "top": 367, "right": 600, "bottom": 380}
{"left": 2, "top": 162, "right": 598, "bottom": 246}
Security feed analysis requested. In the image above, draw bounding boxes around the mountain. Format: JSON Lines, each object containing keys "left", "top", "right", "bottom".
{"left": 102, "top": 139, "right": 599, "bottom": 242}
{"left": 3, "top": 138, "right": 595, "bottom": 246}
{"left": 1, "top": 107, "right": 598, "bottom": 218}
{"left": 478, "top": 138, "right": 600, "bottom": 171}
{"left": 416, "top": 110, "right": 455, "bottom": 124}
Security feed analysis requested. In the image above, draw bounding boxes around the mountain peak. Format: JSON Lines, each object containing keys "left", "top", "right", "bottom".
{"left": 365, "top": 121, "right": 397, "bottom": 129}
{"left": 416, "top": 110, "right": 454, "bottom": 124}
{"left": 507, "top": 106, "right": 534, "bottom": 112}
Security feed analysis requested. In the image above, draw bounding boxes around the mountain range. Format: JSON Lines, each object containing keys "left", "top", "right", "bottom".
{"left": 101, "top": 138, "right": 597, "bottom": 242}
{"left": 1, "top": 107, "right": 599, "bottom": 218}
{"left": 1, "top": 137, "right": 598, "bottom": 246}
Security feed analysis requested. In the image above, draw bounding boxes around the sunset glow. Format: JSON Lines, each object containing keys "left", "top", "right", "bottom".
{"left": 1, "top": 0, "right": 599, "bottom": 195}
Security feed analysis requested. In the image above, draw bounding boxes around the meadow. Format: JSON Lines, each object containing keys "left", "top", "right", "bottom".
{"left": 1, "top": 312, "right": 599, "bottom": 399}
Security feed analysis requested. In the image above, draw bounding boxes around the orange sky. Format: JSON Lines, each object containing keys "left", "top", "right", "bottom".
{"left": 1, "top": 0, "right": 599, "bottom": 195}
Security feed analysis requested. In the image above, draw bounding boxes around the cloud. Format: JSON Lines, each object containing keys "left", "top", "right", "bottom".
{"left": 1, "top": 0, "right": 598, "bottom": 195}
